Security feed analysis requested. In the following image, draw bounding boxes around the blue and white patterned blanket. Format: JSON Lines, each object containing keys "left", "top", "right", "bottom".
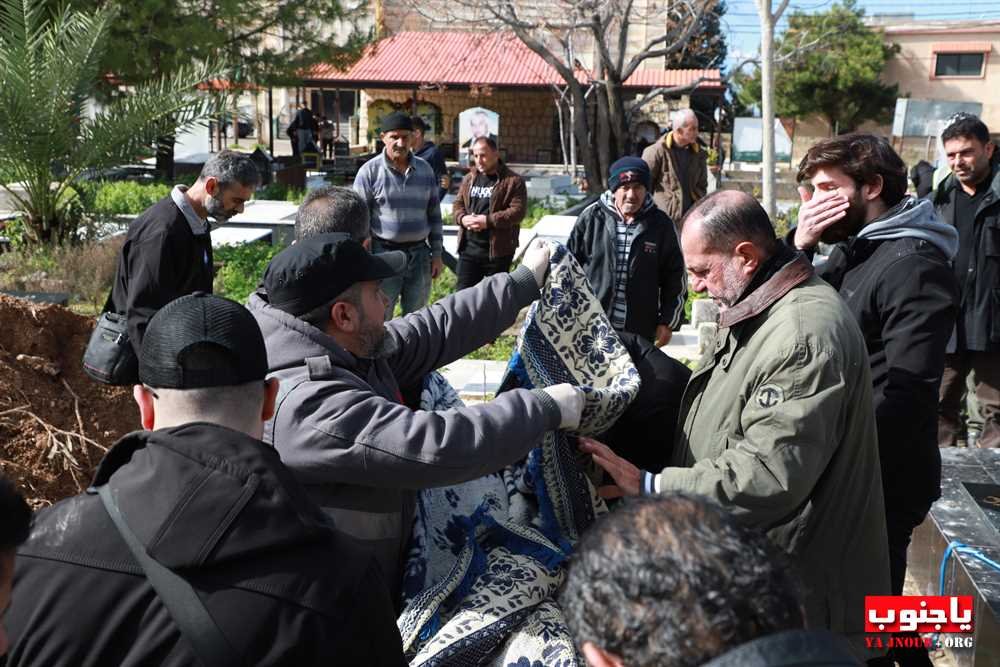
{"left": 397, "top": 243, "right": 640, "bottom": 666}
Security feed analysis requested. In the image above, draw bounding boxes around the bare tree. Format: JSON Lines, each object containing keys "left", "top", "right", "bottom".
{"left": 400, "top": 0, "right": 717, "bottom": 189}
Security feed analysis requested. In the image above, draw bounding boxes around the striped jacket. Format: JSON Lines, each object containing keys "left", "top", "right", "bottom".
{"left": 567, "top": 192, "right": 687, "bottom": 343}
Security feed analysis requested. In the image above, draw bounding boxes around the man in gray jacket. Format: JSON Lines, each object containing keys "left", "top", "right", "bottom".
{"left": 248, "top": 235, "right": 582, "bottom": 601}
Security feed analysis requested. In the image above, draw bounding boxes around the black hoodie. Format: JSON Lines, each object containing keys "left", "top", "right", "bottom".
{"left": 7, "top": 423, "right": 404, "bottom": 666}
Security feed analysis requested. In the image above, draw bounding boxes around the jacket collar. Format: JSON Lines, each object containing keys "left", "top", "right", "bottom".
{"left": 91, "top": 422, "right": 333, "bottom": 568}
{"left": 719, "top": 250, "right": 814, "bottom": 329}
{"left": 664, "top": 132, "right": 701, "bottom": 153}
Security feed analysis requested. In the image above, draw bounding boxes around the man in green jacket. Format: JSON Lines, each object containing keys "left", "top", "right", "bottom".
{"left": 582, "top": 190, "right": 889, "bottom": 657}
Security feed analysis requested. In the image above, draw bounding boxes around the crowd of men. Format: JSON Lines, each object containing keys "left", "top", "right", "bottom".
{"left": 0, "top": 108, "right": 997, "bottom": 666}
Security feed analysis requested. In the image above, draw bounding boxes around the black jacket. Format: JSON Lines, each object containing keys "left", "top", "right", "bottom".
{"left": 7, "top": 423, "right": 404, "bottom": 667}
{"left": 597, "top": 333, "right": 691, "bottom": 472}
{"left": 566, "top": 192, "right": 686, "bottom": 342}
{"left": 111, "top": 194, "right": 214, "bottom": 357}
{"left": 702, "top": 630, "right": 859, "bottom": 666}
{"left": 793, "top": 198, "right": 959, "bottom": 512}
{"left": 932, "top": 155, "right": 1000, "bottom": 352}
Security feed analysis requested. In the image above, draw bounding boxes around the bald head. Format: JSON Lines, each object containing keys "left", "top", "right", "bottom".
{"left": 681, "top": 191, "right": 777, "bottom": 309}
{"left": 682, "top": 190, "right": 776, "bottom": 255}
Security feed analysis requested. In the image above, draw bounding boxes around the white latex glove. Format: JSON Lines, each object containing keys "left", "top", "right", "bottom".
{"left": 543, "top": 383, "right": 584, "bottom": 430}
{"left": 520, "top": 238, "right": 551, "bottom": 288}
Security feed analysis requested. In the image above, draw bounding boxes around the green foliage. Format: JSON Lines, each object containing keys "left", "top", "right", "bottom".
{"left": 0, "top": 235, "right": 123, "bottom": 310}
{"left": 0, "top": 0, "right": 224, "bottom": 244}
{"left": 430, "top": 268, "right": 457, "bottom": 305}
{"left": 684, "top": 286, "right": 707, "bottom": 323}
{"left": 665, "top": 0, "right": 728, "bottom": 69}
{"left": 734, "top": 0, "right": 899, "bottom": 132}
{"left": 78, "top": 180, "right": 172, "bottom": 216}
{"left": 77, "top": 0, "right": 370, "bottom": 93}
{"left": 774, "top": 203, "right": 800, "bottom": 240}
{"left": 466, "top": 335, "right": 517, "bottom": 362}
{"left": 213, "top": 242, "right": 282, "bottom": 303}
{"left": 255, "top": 182, "right": 307, "bottom": 204}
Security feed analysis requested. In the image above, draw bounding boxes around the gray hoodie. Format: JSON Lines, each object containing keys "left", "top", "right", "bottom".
{"left": 247, "top": 266, "right": 561, "bottom": 600}
{"left": 858, "top": 196, "right": 959, "bottom": 260}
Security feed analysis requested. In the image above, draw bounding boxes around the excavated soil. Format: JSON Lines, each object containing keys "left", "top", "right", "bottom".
{"left": 0, "top": 294, "right": 137, "bottom": 508}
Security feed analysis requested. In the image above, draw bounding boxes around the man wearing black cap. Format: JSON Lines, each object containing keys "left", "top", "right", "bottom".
{"left": 353, "top": 111, "right": 444, "bottom": 318}
{"left": 567, "top": 156, "right": 687, "bottom": 347}
{"left": 6, "top": 294, "right": 404, "bottom": 666}
{"left": 248, "top": 235, "right": 584, "bottom": 601}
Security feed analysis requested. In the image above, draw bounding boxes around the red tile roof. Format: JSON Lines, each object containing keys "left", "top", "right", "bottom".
{"left": 307, "top": 31, "right": 723, "bottom": 90}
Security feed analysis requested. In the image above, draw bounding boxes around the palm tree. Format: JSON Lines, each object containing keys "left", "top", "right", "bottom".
{"left": 0, "top": 0, "right": 224, "bottom": 244}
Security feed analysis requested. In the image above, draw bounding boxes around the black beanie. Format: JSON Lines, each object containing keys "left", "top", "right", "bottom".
{"left": 608, "top": 157, "right": 652, "bottom": 192}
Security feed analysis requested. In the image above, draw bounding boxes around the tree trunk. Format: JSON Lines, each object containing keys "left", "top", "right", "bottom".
{"left": 759, "top": 7, "right": 777, "bottom": 219}
{"left": 155, "top": 136, "right": 175, "bottom": 182}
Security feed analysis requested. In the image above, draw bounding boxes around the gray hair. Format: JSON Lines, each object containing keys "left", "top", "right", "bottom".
{"left": 198, "top": 150, "right": 261, "bottom": 189}
{"left": 684, "top": 190, "right": 776, "bottom": 254}
{"left": 300, "top": 283, "right": 363, "bottom": 329}
{"left": 671, "top": 108, "right": 698, "bottom": 129}
{"left": 295, "top": 186, "right": 370, "bottom": 242}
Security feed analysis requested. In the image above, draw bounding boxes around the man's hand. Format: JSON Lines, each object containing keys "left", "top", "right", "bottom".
{"left": 461, "top": 214, "right": 487, "bottom": 231}
{"left": 520, "top": 238, "right": 551, "bottom": 287}
{"left": 655, "top": 325, "right": 672, "bottom": 347}
{"left": 431, "top": 256, "right": 444, "bottom": 279}
{"left": 793, "top": 186, "right": 849, "bottom": 250}
{"left": 578, "top": 437, "right": 641, "bottom": 499}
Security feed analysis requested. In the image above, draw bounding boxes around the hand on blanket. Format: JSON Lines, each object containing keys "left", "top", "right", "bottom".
{"left": 579, "top": 437, "right": 641, "bottom": 499}
{"left": 542, "top": 383, "right": 583, "bottom": 429}
{"left": 521, "top": 238, "right": 551, "bottom": 287}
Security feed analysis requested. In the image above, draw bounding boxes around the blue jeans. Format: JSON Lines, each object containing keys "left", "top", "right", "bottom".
{"left": 373, "top": 239, "right": 431, "bottom": 319}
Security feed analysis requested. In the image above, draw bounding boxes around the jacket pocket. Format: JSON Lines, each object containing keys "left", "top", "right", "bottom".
{"left": 985, "top": 220, "right": 1000, "bottom": 256}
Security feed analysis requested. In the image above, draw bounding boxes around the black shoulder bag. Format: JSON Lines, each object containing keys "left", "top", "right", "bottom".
{"left": 82, "top": 290, "right": 138, "bottom": 385}
{"left": 98, "top": 484, "right": 236, "bottom": 667}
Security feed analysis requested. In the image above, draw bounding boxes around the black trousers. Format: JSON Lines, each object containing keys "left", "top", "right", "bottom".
{"left": 879, "top": 502, "right": 935, "bottom": 667}
{"left": 455, "top": 253, "right": 514, "bottom": 291}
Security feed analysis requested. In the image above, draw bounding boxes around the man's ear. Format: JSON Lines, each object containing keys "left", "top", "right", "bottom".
{"left": 362, "top": 237, "right": 371, "bottom": 251}
{"left": 581, "top": 642, "right": 626, "bottom": 667}
{"left": 133, "top": 385, "right": 155, "bottom": 431}
{"left": 261, "top": 378, "right": 280, "bottom": 423}
{"left": 732, "top": 240, "right": 762, "bottom": 275}
{"left": 203, "top": 176, "right": 220, "bottom": 197}
{"left": 863, "top": 174, "right": 884, "bottom": 202}
{"left": 985, "top": 141, "right": 996, "bottom": 160}
{"left": 329, "top": 301, "right": 358, "bottom": 333}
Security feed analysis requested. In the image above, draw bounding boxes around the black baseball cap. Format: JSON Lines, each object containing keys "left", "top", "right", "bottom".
{"left": 140, "top": 293, "right": 268, "bottom": 389}
{"left": 263, "top": 233, "right": 406, "bottom": 316}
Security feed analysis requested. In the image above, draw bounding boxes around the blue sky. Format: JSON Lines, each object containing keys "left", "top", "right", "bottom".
{"left": 722, "top": 0, "right": 1000, "bottom": 71}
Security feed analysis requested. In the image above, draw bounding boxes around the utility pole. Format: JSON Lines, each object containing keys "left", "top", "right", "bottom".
{"left": 754, "top": 0, "right": 790, "bottom": 220}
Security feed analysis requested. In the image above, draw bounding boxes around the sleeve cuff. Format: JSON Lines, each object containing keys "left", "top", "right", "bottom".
{"left": 642, "top": 471, "right": 660, "bottom": 495}
{"left": 530, "top": 389, "right": 563, "bottom": 430}
{"left": 509, "top": 265, "right": 541, "bottom": 306}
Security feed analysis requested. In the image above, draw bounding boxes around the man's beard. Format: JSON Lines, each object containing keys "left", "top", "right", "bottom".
{"left": 357, "top": 313, "right": 397, "bottom": 359}
{"left": 715, "top": 259, "right": 753, "bottom": 309}
{"left": 820, "top": 191, "right": 866, "bottom": 244}
{"left": 205, "top": 192, "right": 237, "bottom": 222}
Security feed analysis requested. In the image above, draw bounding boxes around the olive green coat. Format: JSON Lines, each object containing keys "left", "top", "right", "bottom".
{"left": 659, "top": 254, "right": 890, "bottom": 636}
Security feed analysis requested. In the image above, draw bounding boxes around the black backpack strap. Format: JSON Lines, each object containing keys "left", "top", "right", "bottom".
{"left": 98, "top": 484, "right": 237, "bottom": 667}
{"left": 101, "top": 289, "right": 115, "bottom": 315}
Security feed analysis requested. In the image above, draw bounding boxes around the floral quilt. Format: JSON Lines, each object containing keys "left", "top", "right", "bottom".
{"left": 397, "top": 243, "right": 640, "bottom": 666}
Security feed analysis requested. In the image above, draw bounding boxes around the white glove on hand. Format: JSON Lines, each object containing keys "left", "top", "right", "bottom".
{"left": 520, "top": 238, "right": 551, "bottom": 288}
{"left": 543, "top": 383, "right": 584, "bottom": 430}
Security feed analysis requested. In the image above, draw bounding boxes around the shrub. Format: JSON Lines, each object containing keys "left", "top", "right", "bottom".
{"left": 255, "top": 182, "right": 306, "bottom": 203}
{"left": 466, "top": 334, "right": 516, "bottom": 361}
{"left": 77, "top": 180, "right": 172, "bottom": 216}
{"left": 213, "top": 242, "right": 282, "bottom": 303}
{"left": 0, "top": 235, "right": 122, "bottom": 311}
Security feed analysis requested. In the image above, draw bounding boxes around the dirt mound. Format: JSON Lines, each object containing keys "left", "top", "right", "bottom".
{"left": 0, "top": 294, "right": 137, "bottom": 508}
